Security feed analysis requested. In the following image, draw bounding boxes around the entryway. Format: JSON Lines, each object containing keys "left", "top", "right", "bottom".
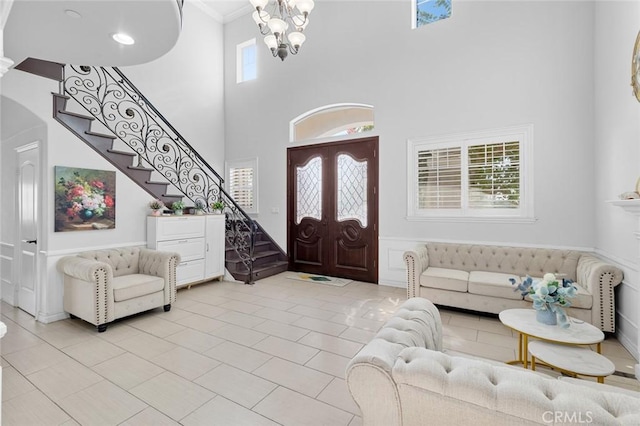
{"left": 287, "top": 136, "right": 378, "bottom": 283}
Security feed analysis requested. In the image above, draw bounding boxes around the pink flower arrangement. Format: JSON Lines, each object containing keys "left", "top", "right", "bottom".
{"left": 57, "top": 172, "right": 112, "bottom": 222}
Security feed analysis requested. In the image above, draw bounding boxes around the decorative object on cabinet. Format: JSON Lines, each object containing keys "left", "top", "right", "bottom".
{"left": 211, "top": 201, "right": 225, "bottom": 214}
{"left": 194, "top": 200, "right": 206, "bottom": 215}
{"left": 632, "top": 30, "right": 640, "bottom": 102}
{"left": 148, "top": 199, "right": 165, "bottom": 216}
{"left": 57, "top": 247, "right": 180, "bottom": 332}
{"left": 54, "top": 166, "right": 116, "bottom": 232}
{"left": 147, "top": 215, "right": 225, "bottom": 288}
{"left": 171, "top": 200, "right": 186, "bottom": 215}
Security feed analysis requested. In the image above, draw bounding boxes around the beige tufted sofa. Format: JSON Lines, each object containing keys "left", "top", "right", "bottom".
{"left": 404, "top": 243, "right": 623, "bottom": 332}
{"left": 346, "top": 298, "right": 640, "bottom": 426}
{"left": 57, "top": 247, "right": 180, "bottom": 332}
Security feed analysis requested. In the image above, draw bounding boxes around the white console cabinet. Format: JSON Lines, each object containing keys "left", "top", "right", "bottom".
{"left": 147, "top": 215, "right": 225, "bottom": 288}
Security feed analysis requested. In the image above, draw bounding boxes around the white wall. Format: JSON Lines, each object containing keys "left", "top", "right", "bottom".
{"left": 593, "top": 1, "right": 640, "bottom": 358}
{"left": 0, "top": 3, "right": 225, "bottom": 321}
{"left": 224, "top": 2, "right": 596, "bottom": 266}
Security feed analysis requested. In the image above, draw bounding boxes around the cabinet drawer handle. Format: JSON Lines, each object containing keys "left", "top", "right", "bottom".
{"left": 178, "top": 240, "right": 189, "bottom": 243}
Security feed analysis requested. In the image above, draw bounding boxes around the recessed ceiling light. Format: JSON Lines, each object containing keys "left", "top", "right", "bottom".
{"left": 64, "top": 9, "right": 82, "bottom": 19}
{"left": 112, "top": 33, "right": 135, "bottom": 46}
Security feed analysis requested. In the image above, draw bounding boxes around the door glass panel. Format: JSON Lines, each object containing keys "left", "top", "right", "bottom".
{"left": 296, "top": 156, "right": 322, "bottom": 223}
{"left": 337, "top": 154, "right": 367, "bottom": 227}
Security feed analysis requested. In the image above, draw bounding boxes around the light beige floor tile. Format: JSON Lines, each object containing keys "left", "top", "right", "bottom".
{"left": 151, "top": 346, "right": 220, "bottom": 380}
{"left": 33, "top": 321, "right": 95, "bottom": 349}
{"left": 62, "top": 337, "right": 126, "bottom": 366}
{"left": 128, "top": 316, "right": 187, "bottom": 338}
{"left": 58, "top": 380, "right": 147, "bottom": 425}
{"left": 329, "top": 313, "right": 384, "bottom": 332}
{"left": 210, "top": 323, "right": 268, "bottom": 346}
{"left": 253, "top": 307, "right": 303, "bottom": 324}
{"left": 298, "top": 332, "right": 363, "bottom": 358}
{"left": 254, "top": 386, "right": 352, "bottom": 426}
{"left": 204, "top": 341, "right": 272, "bottom": 372}
{"left": 359, "top": 308, "right": 396, "bottom": 322}
{"left": 318, "top": 302, "right": 361, "bottom": 315}
{"left": 120, "top": 406, "right": 179, "bottom": 426}
{"left": 182, "top": 302, "right": 228, "bottom": 318}
{"left": 2, "top": 389, "right": 71, "bottom": 426}
{"left": 218, "top": 300, "right": 263, "bottom": 314}
{"left": 92, "top": 353, "right": 164, "bottom": 390}
{"left": 176, "top": 313, "right": 227, "bottom": 333}
{"left": 285, "top": 296, "right": 328, "bottom": 309}
{"left": 182, "top": 395, "right": 279, "bottom": 426}
{"left": 0, "top": 326, "right": 42, "bottom": 355}
{"left": 253, "top": 357, "right": 333, "bottom": 398}
{"left": 289, "top": 305, "right": 337, "bottom": 320}
{"left": 183, "top": 293, "right": 231, "bottom": 306}
{"left": 4, "top": 342, "right": 69, "bottom": 376}
{"left": 450, "top": 315, "right": 513, "bottom": 336}
{"left": 608, "top": 354, "right": 637, "bottom": 375}
{"left": 215, "top": 310, "right": 266, "bottom": 328}
{"left": 254, "top": 319, "right": 310, "bottom": 341}
{"left": 194, "top": 364, "right": 277, "bottom": 409}
{"left": 293, "top": 316, "right": 348, "bottom": 336}
{"left": 165, "top": 328, "right": 225, "bottom": 353}
{"left": 317, "top": 377, "right": 360, "bottom": 415}
{"left": 476, "top": 330, "right": 519, "bottom": 349}
{"left": 95, "top": 324, "right": 142, "bottom": 343}
{"left": 339, "top": 327, "right": 377, "bottom": 344}
{"left": 602, "top": 338, "right": 636, "bottom": 359}
{"left": 253, "top": 335, "right": 319, "bottom": 364}
{"left": 130, "top": 371, "right": 215, "bottom": 421}
{"left": 172, "top": 296, "right": 199, "bottom": 310}
{"left": 219, "top": 290, "right": 263, "bottom": 304}
{"left": 250, "top": 297, "right": 297, "bottom": 311}
{"left": 349, "top": 415, "right": 363, "bottom": 426}
{"left": 2, "top": 366, "right": 36, "bottom": 401}
{"left": 27, "top": 359, "right": 104, "bottom": 402}
{"left": 305, "top": 351, "right": 351, "bottom": 379}
{"left": 114, "top": 332, "right": 177, "bottom": 360}
{"left": 442, "top": 323, "right": 479, "bottom": 341}
{"left": 150, "top": 307, "right": 194, "bottom": 322}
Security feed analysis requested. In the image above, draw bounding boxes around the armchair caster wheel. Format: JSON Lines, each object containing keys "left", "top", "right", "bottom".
{"left": 97, "top": 324, "right": 108, "bottom": 333}
{"left": 164, "top": 304, "right": 171, "bottom": 312}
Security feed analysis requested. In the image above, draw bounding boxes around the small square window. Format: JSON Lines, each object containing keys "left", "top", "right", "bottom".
{"left": 237, "top": 38, "right": 257, "bottom": 83}
{"left": 412, "top": 0, "right": 452, "bottom": 29}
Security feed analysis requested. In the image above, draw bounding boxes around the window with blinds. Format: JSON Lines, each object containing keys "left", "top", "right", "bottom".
{"left": 408, "top": 125, "right": 532, "bottom": 220}
{"left": 227, "top": 158, "right": 258, "bottom": 214}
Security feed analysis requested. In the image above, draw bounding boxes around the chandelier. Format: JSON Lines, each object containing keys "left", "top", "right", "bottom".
{"left": 249, "top": 0, "right": 315, "bottom": 61}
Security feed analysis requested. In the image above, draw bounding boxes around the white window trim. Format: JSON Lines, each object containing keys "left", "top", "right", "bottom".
{"left": 225, "top": 157, "right": 258, "bottom": 215}
{"left": 407, "top": 124, "right": 534, "bottom": 223}
{"left": 236, "top": 38, "right": 256, "bottom": 84}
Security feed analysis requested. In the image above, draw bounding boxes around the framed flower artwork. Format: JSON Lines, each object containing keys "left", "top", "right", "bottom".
{"left": 54, "top": 166, "right": 116, "bottom": 232}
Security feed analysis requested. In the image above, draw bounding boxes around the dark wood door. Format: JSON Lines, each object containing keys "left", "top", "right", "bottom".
{"left": 287, "top": 137, "right": 378, "bottom": 283}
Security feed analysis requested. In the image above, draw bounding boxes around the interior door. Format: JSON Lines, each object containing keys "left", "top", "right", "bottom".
{"left": 16, "top": 143, "right": 39, "bottom": 316}
{"left": 288, "top": 137, "right": 378, "bottom": 283}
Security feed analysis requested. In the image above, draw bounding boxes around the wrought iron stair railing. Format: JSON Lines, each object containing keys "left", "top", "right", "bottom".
{"left": 59, "top": 64, "right": 283, "bottom": 283}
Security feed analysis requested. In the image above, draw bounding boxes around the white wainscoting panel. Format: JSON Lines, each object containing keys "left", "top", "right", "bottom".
{"left": 0, "top": 242, "right": 14, "bottom": 305}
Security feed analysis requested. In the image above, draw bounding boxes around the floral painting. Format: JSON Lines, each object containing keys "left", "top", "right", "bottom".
{"left": 55, "top": 166, "right": 116, "bottom": 232}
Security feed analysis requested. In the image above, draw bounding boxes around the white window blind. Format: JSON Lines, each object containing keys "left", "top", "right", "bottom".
{"left": 227, "top": 158, "right": 258, "bottom": 214}
{"left": 408, "top": 125, "right": 533, "bottom": 221}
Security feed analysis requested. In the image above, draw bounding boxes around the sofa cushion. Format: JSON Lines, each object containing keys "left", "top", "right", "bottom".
{"left": 468, "top": 271, "right": 522, "bottom": 300}
{"left": 79, "top": 247, "right": 141, "bottom": 277}
{"left": 112, "top": 274, "right": 164, "bottom": 302}
{"left": 522, "top": 277, "right": 593, "bottom": 309}
{"left": 420, "top": 267, "right": 468, "bottom": 292}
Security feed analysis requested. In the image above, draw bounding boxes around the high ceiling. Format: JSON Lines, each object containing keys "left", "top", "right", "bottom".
{"left": 195, "top": 0, "right": 252, "bottom": 23}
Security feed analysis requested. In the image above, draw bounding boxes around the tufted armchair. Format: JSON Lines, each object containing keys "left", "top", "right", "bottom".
{"left": 57, "top": 247, "right": 180, "bottom": 332}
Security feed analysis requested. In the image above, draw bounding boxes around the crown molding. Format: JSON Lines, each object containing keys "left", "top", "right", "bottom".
{"left": 189, "top": 0, "right": 252, "bottom": 24}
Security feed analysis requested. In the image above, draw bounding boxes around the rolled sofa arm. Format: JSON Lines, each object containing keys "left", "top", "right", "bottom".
{"left": 346, "top": 298, "right": 442, "bottom": 426}
{"left": 57, "top": 256, "right": 114, "bottom": 325}
{"left": 139, "top": 248, "right": 180, "bottom": 305}
{"left": 403, "top": 245, "right": 429, "bottom": 299}
{"left": 577, "top": 254, "right": 623, "bottom": 333}
{"left": 57, "top": 256, "right": 112, "bottom": 282}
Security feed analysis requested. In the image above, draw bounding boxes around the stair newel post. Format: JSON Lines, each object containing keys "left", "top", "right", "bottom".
{"left": 249, "top": 220, "right": 257, "bottom": 284}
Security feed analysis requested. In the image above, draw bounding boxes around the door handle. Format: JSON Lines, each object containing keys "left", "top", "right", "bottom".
{"left": 26, "top": 239, "right": 37, "bottom": 244}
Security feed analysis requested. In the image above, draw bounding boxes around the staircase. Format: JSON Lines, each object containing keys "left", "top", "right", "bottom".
{"left": 16, "top": 58, "right": 288, "bottom": 283}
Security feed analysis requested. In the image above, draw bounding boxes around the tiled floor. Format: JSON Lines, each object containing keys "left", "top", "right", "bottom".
{"left": 1, "top": 272, "right": 638, "bottom": 425}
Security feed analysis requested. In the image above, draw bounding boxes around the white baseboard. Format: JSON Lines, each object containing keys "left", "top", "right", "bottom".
{"left": 36, "top": 312, "right": 69, "bottom": 324}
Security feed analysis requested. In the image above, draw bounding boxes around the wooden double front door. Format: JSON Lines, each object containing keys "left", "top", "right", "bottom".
{"left": 287, "top": 137, "right": 378, "bottom": 283}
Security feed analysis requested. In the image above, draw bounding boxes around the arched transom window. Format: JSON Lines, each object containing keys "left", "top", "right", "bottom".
{"left": 290, "top": 103, "right": 374, "bottom": 142}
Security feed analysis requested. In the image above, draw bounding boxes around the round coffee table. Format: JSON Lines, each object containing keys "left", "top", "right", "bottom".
{"left": 498, "top": 308, "right": 605, "bottom": 369}
{"left": 528, "top": 340, "right": 615, "bottom": 383}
